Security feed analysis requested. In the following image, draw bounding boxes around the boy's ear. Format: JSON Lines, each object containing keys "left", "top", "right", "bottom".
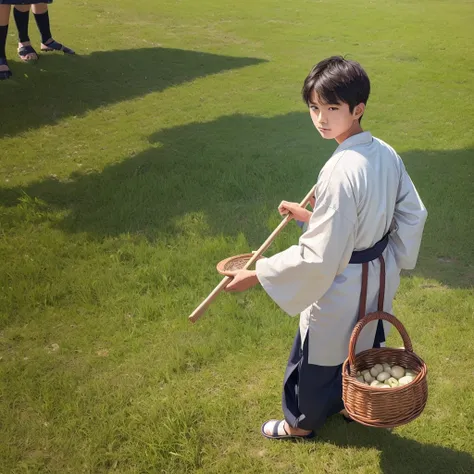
{"left": 353, "top": 103, "right": 365, "bottom": 120}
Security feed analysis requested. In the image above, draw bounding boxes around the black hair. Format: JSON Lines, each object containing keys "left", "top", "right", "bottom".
{"left": 302, "top": 56, "right": 370, "bottom": 118}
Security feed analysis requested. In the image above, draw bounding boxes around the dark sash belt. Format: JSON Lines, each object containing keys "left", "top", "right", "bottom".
{"left": 349, "top": 232, "right": 390, "bottom": 344}
{"left": 349, "top": 232, "right": 390, "bottom": 264}
{"left": 296, "top": 222, "right": 389, "bottom": 342}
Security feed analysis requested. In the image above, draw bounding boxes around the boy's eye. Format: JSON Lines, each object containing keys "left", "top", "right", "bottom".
{"left": 310, "top": 105, "right": 318, "bottom": 111}
{"left": 329, "top": 107, "right": 339, "bottom": 111}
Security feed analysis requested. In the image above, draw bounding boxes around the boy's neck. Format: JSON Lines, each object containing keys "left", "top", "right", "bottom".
{"left": 335, "top": 122, "right": 364, "bottom": 145}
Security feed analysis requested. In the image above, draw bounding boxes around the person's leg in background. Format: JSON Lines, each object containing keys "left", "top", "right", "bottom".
{"left": 0, "top": 4, "right": 12, "bottom": 79}
{"left": 33, "top": 3, "right": 74, "bottom": 54}
{"left": 14, "top": 4, "right": 39, "bottom": 62}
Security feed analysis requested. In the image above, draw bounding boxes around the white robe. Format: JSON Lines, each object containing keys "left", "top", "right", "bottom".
{"left": 256, "top": 131, "right": 427, "bottom": 366}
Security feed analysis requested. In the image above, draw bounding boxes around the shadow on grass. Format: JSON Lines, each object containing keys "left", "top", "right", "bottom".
{"left": 0, "top": 47, "right": 266, "bottom": 138}
{"left": 397, "top": 148, "right": 474, "bottom": 288}
{"left": 0, "top": 112, "right": 472, "bottom": 287}
{"left": 320, "top": 418, "right": 474, "bottom": 474}
{"left": 0, "top": 112, "right": 331, "bottom": 247}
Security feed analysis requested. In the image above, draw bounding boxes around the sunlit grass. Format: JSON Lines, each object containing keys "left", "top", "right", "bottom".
{"left": 0, "top": 0, "right": 473, "bottom": 472}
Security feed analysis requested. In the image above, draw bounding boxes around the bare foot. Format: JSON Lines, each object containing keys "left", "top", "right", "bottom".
{"left": 283, "top": 421, "right": 312, "bottom": 436}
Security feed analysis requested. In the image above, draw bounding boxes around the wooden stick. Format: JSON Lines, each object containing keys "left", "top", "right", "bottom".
{"left": 188, "top": 185, "right": 316, "bottom": 323}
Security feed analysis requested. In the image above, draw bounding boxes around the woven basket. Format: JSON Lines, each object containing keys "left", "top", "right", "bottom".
{"left": 342, "top": 311, "right": 428, "bottom": 428}
{"left": 216, "top": 253, "right": 262, "bottom": 276}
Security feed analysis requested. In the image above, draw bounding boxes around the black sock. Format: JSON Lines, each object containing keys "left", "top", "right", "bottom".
{"left": 34, "top": 11, "right": 52, "bottom": 44}
{"left": 0, "top": 24, "right": 8, "bottom": 59}
{"left": 14, "top": 8, "right": 30, "bottom": 43}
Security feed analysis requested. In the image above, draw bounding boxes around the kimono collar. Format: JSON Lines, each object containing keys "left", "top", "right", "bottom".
{"left": 334, "top": 131, "right": 373, "bottom": 154}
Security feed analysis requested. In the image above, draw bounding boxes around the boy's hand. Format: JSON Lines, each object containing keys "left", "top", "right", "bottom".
{"left": 224, "top": 269, "right": 259, "bottom": 292}
{"left": 278, "top": 201, "right": 312, "bottom": 223}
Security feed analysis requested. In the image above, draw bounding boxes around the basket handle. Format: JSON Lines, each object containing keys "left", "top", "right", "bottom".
{"left": 348, "top": 312, "right": 414, "bottom": 366}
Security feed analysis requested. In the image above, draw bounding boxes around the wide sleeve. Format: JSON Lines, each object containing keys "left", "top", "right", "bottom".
{"left": 389, "top": 163, "right": 428, "bottom": 270}
{"left": 255, "top": 166, "right": 357, "bottom": 316}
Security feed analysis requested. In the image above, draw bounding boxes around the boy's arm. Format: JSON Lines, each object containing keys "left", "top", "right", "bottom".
{"left": 389, "top": 165, "right": 427, "bottom": 270}
{"left": 256, "top": 170, "right": 357, "bottom": 316}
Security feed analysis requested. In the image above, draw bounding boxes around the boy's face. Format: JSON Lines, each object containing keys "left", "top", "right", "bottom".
{"left": 308, "top": 91, "right": 365, "bottom": 143}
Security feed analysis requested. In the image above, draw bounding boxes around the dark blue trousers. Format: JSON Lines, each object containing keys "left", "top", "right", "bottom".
{"left": 282, "top": 320, "right": 385, "bottom": 432}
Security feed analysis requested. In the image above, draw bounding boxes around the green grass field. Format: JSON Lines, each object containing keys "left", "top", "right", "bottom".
{"left": 1, "top": 0, "right": 473, "bottom": 472}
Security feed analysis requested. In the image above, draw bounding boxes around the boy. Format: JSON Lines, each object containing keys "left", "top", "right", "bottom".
{"left": 224, "top": 56, "right": 427, "bottom": 439}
